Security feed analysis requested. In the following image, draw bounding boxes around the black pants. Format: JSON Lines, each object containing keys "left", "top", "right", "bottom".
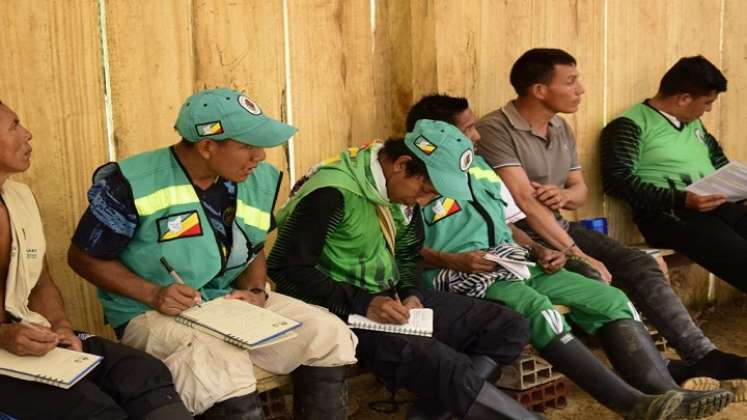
{"left": 636, "top": 202, "right": 747, "bottom": 294}
{"left": 355, "top": 290, "right": 529, "bottom": 417}
{"left": 0, "top": 335, "right": 184, "bottom": 420}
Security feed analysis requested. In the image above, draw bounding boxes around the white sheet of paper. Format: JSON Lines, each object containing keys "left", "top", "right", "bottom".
{"left": 685, "top": 161, "right": 747, "bottom": 202}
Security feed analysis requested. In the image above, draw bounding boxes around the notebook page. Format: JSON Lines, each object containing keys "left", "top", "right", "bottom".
{"left": 178, "top": 298, "right": 301, "bottom": 346}
{"left": 0, "top": 347, "right": 102, "bottom": 386}
{"left": 347, "top": 308, "right": 433, "bottom": 336}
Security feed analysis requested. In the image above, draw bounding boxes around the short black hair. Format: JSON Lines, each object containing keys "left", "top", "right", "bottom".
{"left": 658, "top": 55, "right": 727, "bottom": 97}
{"left": 406, "top": 94, "right": 469, "bottom": 131}
{"left": 379, "top": 137, "right": 428, "bottom": 178}
{"left": 509, "top": 48, "right": 577, "bottom": 97}
{"left": 179, "top": 138, "right": 196, "bottom": 147}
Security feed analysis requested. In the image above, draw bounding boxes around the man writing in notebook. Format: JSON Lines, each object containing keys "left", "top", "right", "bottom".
{"left": 268, "top": 121, "right": 538, "bottom": 420}
{"left": 67, "top": 88, "right": 357, "bottom": 418}
{"left": 0, "top": 100, "right": 192, "bottom": 419}
{"left": 476, "top": 48, "right": 747, "bottom": 392}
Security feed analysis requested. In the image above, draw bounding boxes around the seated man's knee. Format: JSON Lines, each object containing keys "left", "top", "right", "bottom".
{"left": 605, "top": 287, "right": 641, "bottom": 321}
{"left": 66, "top": 381, "right": 129, "bottom": 420}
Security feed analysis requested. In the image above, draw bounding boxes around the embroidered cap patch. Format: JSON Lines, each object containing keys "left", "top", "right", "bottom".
{"left": 460, "top": 149, "right": 474, "bottom": 172}
{"left": 238, "top": 95, "right": 262, "bottom": 115}
{"left": 157, "top": 211, "right": 203, "bottom": 242}
{"left": 196, "top": 120, "right": 224, "bottom": 137}
{"left": 414, "top": 136, "right": 437, "bottom": 155}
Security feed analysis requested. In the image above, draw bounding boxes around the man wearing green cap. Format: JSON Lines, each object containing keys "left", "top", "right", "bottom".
{"left": 267, "top": 120, "right": 539, "bottom": 420}
{"left": 67, "top": 88, "right": 357, "bottom": 419}
{"left": 407, "top": 94, "right": 732, "bottom": 420}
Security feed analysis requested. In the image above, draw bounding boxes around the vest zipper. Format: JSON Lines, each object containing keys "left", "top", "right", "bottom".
{"left": 467, "top": 175, "right": 496, "bottom": 248}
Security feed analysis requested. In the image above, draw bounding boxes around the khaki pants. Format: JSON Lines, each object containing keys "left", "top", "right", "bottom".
{"left": 122, "top": 291, "right": 358, "bottom": 415}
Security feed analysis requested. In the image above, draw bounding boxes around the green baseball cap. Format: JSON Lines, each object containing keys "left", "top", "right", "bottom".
{"left": 404, "top": 119, "right": 474, "bottom": 201}
{"left": 174, "top": 88, "right": 297, "bottom": 147}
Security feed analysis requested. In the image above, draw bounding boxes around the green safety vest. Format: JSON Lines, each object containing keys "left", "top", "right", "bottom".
{"left": 420, "top": 156, "right": 514, "bottom": 286}
{"left": 97, "top": 147, "right": 280, "bottom": 327}
{"left": 276, "top": 145, "right": 400, "bottom": 295}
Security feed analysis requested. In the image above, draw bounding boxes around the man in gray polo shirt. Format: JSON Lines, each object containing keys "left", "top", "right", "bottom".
{"left": 477, "top": 48, "right": 747, "bottom": 388}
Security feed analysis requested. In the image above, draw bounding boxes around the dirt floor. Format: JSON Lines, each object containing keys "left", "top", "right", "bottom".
{"left": 347, "top": 300, "right": 747, "bottom": 420}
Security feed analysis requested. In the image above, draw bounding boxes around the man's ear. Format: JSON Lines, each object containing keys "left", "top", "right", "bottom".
{"left": 676, "top": 93, "right": 694, "bottom": 108}
{"left": 195, "top": 139, "right": 215, "bottom": 160}
{"left": 530, "top": 83, "right": 547, "bottom": 100}
{"left": 392, "top": 155, "right": 413, "bottom": 174}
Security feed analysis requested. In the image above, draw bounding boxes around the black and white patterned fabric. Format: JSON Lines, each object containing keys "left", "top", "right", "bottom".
{"left": 434, "top": 243, "right": 531, "bottom": 298}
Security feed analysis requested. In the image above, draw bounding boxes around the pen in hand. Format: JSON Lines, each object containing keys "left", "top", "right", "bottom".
{"left": 160, "top": 257, "right": 202, "bottom": 308}
{"left": 387, "top": 279, "right": 401, "bottom": 303}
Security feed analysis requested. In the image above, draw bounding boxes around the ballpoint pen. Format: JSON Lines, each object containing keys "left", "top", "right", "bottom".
{"left": 160, "top": 257, "right": 202, "bottom": 308}
{"left": 387, "top": 279, "right": 401, "bottom": 303}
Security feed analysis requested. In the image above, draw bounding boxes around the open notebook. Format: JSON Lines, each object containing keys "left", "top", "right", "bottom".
{"left": 0, "top": 346, "right": 102, "bottom": 389}
{"left": 176, "top": 298, "right": 302, "bottom": 350}
{"left": 347, "top": 308, "right": 433, "bottom": 337}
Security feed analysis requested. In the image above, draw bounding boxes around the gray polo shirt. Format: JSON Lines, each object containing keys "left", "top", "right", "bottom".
{"left": 476, "top": 100, "right": 581, "bottom": 232}
{"left": 476, "top": 100, "right": 581, "bottom": 188}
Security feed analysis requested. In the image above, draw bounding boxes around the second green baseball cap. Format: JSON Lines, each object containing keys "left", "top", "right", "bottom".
{"left": 404, "top": 119, "right": 474, "bottom": 201}
{"left": 175, "top": 88, "right": 297, "bottom": 147}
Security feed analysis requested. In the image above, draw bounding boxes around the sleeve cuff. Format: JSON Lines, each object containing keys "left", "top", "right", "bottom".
{"left": 350, "top": 290, "right": 376, "bottom": 316}
{"left": 398, "top": 286, "right": 425, "bottom": 303}
{"left": 674, "top": 190, "right": 688, "bottom": 209}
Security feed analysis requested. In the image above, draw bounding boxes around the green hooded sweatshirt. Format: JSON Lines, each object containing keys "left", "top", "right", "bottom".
{"left": 276, "top": 144, "right": 411, "bottom": 293}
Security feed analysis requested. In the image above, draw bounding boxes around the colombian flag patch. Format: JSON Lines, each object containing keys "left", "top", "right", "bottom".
{"left": 431, "top": 197, "right": 461, "bottom": 223}
{"left": 157, "top": 211, "right": 203, "bottom": 242}
{"left": 195, "top": 120, "right": 224, "bottom": 137}
{"left": 414, "top": 136, "right": 437, "bottom": 155}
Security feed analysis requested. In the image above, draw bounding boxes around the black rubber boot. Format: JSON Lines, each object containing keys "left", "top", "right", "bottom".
{"left": 598, "top": 319, "right": 733, "bottom": 419}
{"left": 142, "top": 402, "right": 194, "bottom": 420}
{"left": 539, "top": 332, "right": 683, "bottom": 420}
{"left": 463, "top": 382, "right": 546, "bottom": 420}
{"left": 200, "top": 393, "right": 263, "bottom": 420}
{"left": 406, "top": 355, "right": 501, "bottom": 420}
{"left": 470, "top": 354, "right": 501, "bottom": 384}
{"left": 291, "top": 365, "right": 348, "bottom": 420}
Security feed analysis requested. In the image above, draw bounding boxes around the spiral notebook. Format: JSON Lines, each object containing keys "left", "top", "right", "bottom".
{"left": 176, "top": 298, "right": 302, "bottom": 350}
{"left": 347, "top": 308, "right": 433, "bottom": 337}
{"left": 0, "top": 346, "right": 102, "bottom": 389}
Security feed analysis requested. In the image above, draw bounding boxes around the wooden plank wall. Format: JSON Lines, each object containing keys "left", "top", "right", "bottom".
{"left": 1, "top": 0, "right": 745, "bottom": 334}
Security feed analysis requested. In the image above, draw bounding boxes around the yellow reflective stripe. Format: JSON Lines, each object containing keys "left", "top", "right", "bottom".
{"left": 469, "top": 167, "right": 500, "bottom": 183}
{"left": 236, "top": 200, "right": 271, "bottom": 231}
{"left": 134, "top": 185, "right": 199, "bottom": 216}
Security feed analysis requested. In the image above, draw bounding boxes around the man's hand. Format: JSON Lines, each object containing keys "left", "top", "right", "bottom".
{"left": 0, "top": 322, "right": 59, "bottom": 356}
{"left": 447, "top": 251, "right": 497, "bottom": 273}
{"left": 533, "top": 245, "right": 566, "bottom": 273}
{"left": 366, "top": 296, "right": 410, "bottom": 325}
{"left": 151, "top": 283, "right": 202, "bottom": 315}
{"left": 685, "top": 192, "right": 726, "bottom": 212}
{"left": 531, "top": 181, "right": 570, "bottom": 210}
{"left": 584, "top": 255, "right": 612, "bottom": 284}
{"left": 54, "top": 326, "right": 83, "bottom": 352}
{"left": 225, "top": 289, "right": 267, "bottom": 307}
{"left": 402, "top": 296, "right": 423, "bottom": 310}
